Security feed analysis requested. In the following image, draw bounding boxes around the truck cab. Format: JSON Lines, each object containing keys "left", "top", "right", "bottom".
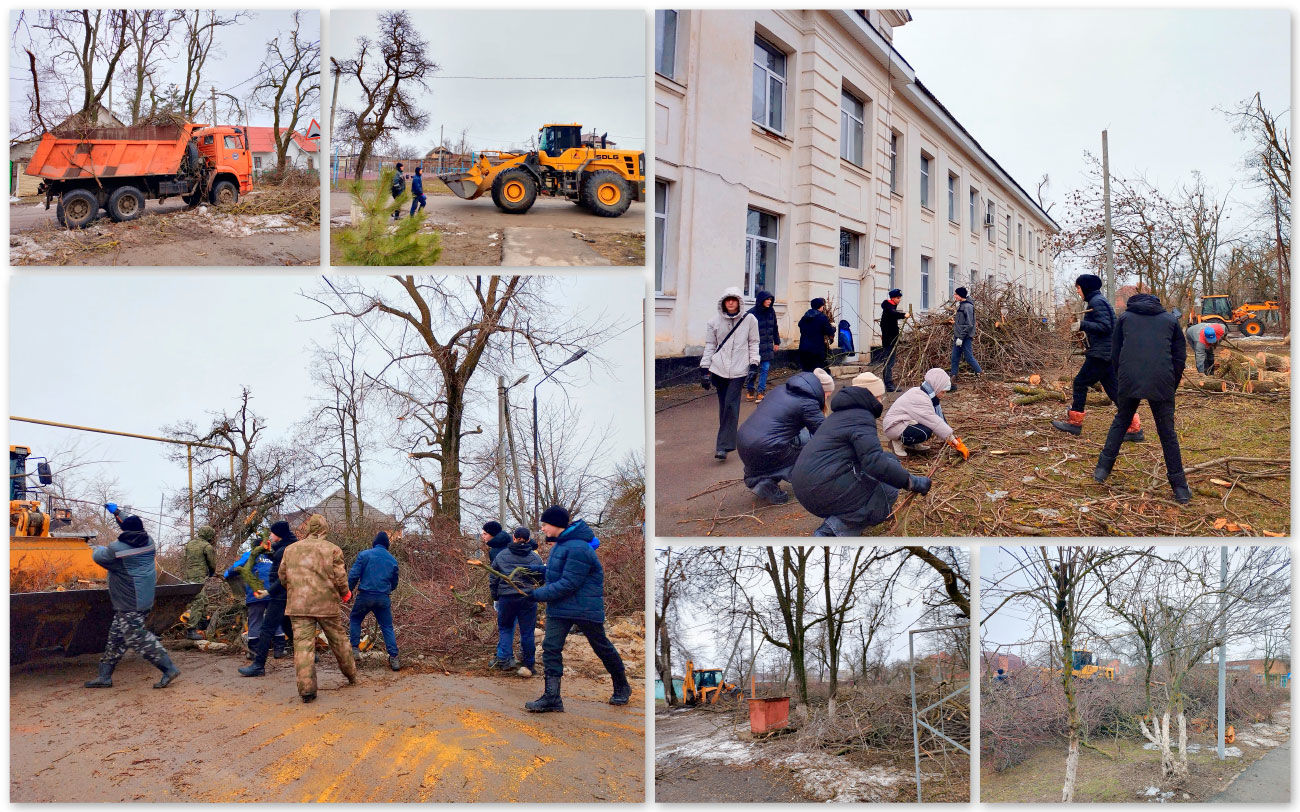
{"left": 194, "top": 126, "right": 253, "bottom": 199}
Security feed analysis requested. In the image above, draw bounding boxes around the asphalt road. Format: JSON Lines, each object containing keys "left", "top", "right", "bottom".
{"left": 1211, "top": 740, "right": 1291, "bottom": 803}
{"left": 10, "top": 198, "right": 189, "bottom": 232}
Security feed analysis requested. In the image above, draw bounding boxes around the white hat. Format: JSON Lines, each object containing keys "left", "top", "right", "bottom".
{"left": 812, "top": 368, "right": 835, "bottom": 397}
{"left": 851, "top": 371, "right": 886, "bottom": 399}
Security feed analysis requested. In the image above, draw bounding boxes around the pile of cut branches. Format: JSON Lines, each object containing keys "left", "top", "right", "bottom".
{"left": 230, "top": 183, "right": 320, "bottom": 224}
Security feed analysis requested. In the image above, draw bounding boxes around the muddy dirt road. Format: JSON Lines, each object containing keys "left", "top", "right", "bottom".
{"left": 11, "top": 650, "right": 644, "bottom": 802}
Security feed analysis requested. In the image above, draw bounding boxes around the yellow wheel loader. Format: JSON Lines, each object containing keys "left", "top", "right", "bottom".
{"left": 683, "top": 660, "right": 744, "bottom": 705}
{"left": 438, "top": 123, "right": 644, "bottom": 217}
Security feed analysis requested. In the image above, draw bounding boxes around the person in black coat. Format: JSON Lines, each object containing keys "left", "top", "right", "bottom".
{"left": 879, "top": 288, "right": 906, "bottom": 391}
{"left": 790, "top": 376, "right": 932, "bottom": 536}
{"left": 238, "top": 520, "right": 298, "bottom": 677}
{"left": 736, "top": 370, "right": 832, "bottom": 504}
{"left": 797, "top": 297, "right": 834, "bottom": 372}
{"left": 1052, "top": 274, "right": 1143, "bottom": 442}
{"left": 1092, "top": 293, "right": 1192, "bottom": 503}
{"left": 745, "top": 290, "right": 781, "bottom": 401}
{"left": 390, "top": 162, "right": 406, "bottom": 220}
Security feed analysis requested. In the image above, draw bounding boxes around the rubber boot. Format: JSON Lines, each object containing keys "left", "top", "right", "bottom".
{"left": 84, "top": 661, "right": 115, "bottom": 688}
{"left": 890, "top": 439, "right": 908, "bottom": 457}
{"left": 609, "top": 670, "right": 632, "bottom": 706}
{"left": 352, "top": 647, "right": 363, "bottom": 661}
{"left": 238, "top": 661, "right": 266, "bottom": 677}
{"left": 389, "top": 655, "right": 401, "bottom": 672}
{"left": 153, "top": 653, "right": 181, "bottom": 689}
{"left": 272, "top": 639, "right": 289, "bottom": 659}
{"left": 1123, "top": 413, "right": 1145, "bottom": 443}
{"left": 752, "top": 478, "right": 789, "bottom": 505}
{"left": 1093, "top": 461, "right": 1113, "bottom": 484}
{"left": 525, "top": 676, "right": 565, "bottom": 713}
{"left": 1170, "top": 472, "right": 1192, "bottom": 505}
{"left": 1051, "top": 410, "right": 1085, "bottom": 436}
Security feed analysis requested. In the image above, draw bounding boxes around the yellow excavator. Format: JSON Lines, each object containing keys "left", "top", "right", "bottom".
{"left": 10, "top": 445, "right": 201, "bottom": 663}
{"left": 438, "top": 123, "right": 644, "bottom": 217}
{"left": 683, "top": 660, "right": 744, "bottom": 705}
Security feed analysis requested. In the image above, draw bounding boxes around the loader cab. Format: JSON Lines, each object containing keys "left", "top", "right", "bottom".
{"left": 1071, "top": 649, "right": 1095, "bottom": 671}
{"left": 538, "top": 124, "right": 582, "bottom": 158}
{"left": 1200, "top": 295, "right": 1233, "bottom": 320}
{"left": 694, "top": 669, "right": 721, "bottom": 689}
{"left": 10, "top": 446, "right": 52, "bottom": 503}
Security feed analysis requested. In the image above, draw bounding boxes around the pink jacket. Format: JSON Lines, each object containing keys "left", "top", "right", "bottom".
{"left": 882, "top": 369, "right": 955, "bottom": 442}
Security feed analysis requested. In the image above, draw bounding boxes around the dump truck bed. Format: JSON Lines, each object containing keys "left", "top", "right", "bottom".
{"left": 25, "top": 123, "right": 198, "bottom": 181}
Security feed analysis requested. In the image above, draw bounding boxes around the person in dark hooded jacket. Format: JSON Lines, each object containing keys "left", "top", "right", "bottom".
{"left": 745, "top": 290, "right": 781, "bottom": 401}
{"left": 480, "top": 521, "right": 512, "bottom": 604}
{"left": 879, "top": 289, "right": 907, "bottom": 391}
{"left": 790, "top": 376, "right": 932, "bottom": 536}
{"left": 1051, "top": 274, "right": 1143, "bottom": 442}
{"left": 1092, "top": 293, "right": 1191, "bottom": 503}
{"left": 238, "top": 520, "right": 298, "bottom": 677}
{"left": 737, "top": 370, "right": 832, "bottom": 504}
{"left": 348, "top": 531, "right": 402, "bottom": 671}
{"left": 491, "top": 527, "right": 546, "bottom": 676}
{"left": 797, "top": 297, "right": 835, "bottom": 372}
{"left": 84, "top": 513, "right": 181, "bottom": 689}
{"left": 522, "top": 506, "right": 630, "bottom": 713}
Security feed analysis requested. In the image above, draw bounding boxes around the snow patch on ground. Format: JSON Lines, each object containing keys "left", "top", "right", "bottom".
{"left": 775, "top": 752, "right": 911, "bottom": 803}
{"left": 9, "top": 234, "right": 52, "bottom": 262}
{"left": 655, "top": 721, "right": 757, "bottom": 765}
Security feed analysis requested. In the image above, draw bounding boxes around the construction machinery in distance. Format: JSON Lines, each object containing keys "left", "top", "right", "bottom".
{"left": 438, "top": 123, "right": 644, "bottom": 217}
{"left": 9, "top": 444, "right": 201, "bottom": 664}
{"left": 1188, "top": 294, "right": 1281, "bottom": 336}
{"left": 1067, "top": 648, "right": 1115, "bottom": 681}
{"left": 682, "top": 660, "right": 744, "bottom": 705}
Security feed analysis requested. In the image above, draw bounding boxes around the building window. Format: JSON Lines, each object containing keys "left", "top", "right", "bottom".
{"left": 1029, "top": 229, "right": 1035, "bottom": 263}
{"left": 654, "top": 180, "right": 669, "bottom": 293}
{"left": 1018, "top": 222, "right": 1025, "bottom": 256}
{"left": 969, "top": 268, "right": 977, "bottom": 290}
{"left": 969, "top": 189, "right": 978, "bottom": 233}
{"left": 889, "top": 131, "right": 900, "bottom": 194}
{"left": 752, "top": 36, "right": 786, "bottom": 133}
{"left": 920, "top": 256, "right": 931, "bottom": 310}
{"left": 745, "top": 207, "right": 778, "bottom": 298}
{"left": 655, "top": 10, "right": 678, "bottom": 79}
{"left": 840, "top": 90, "right": 865, "bottom": 167}
{"left": 839, "top": 229, "right": 860, "bottom": 269}
{"left": 253, "top": 156, "right": 262, "bottom": 170}
{"left": 948, "top": 173, "right": 958, "bottom": 222}
{"left": 1004, "top": 214, "right": 1012, "bottom": 250}
{"left": 948, "top": 263, "right": 957, "bottom": 298}
{"left": 919, "top": 153, "right": 932, "bottom": 209}
{"left": 986, "top": 201, "right": 995, "bottom": 243}
{"left": 889, "top": 246, "right": 897, "bottom": 290}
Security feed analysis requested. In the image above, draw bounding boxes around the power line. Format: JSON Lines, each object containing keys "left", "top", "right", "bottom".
{"left": 430, "top": 74, "right": 643, "bottom": 81}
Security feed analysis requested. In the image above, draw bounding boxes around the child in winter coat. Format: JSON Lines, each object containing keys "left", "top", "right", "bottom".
{"left": 490, "top": 527, "right": 547, "bottom": 677}
{"left": 881, "top": 368, "right": 970, "bottom": 460}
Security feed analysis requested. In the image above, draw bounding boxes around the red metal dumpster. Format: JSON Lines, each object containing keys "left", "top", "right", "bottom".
{"left": 748, "top": 696, "right": 790, "bottom": 734}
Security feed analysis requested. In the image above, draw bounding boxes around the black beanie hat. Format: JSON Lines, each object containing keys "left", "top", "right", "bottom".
{"left": 889, "top": 288, "right": 902, "bottom": 298}
{"left": 954, "top": 286, "right": 968, "bottom": 299}
{"left": 513, "top": 526, "right": 531, "bottom": 541}
{"left": 482, "top": 520, "right": 503, "bottom": 536}
{"left": 395, "top": 162, "right": 404, "bottom": 171}
{"left": 810, "top": 297, "right": 826, "bottom": 310}
{"left": 373, "top": 531, "right": 390, "bottom": 548}
{"left": 121, "top": 515, "right": 144, "bottom": 532}
{"left": 1075, "top": 273, "right": 1103, "bottom": 296}
{"left": 269, "top": 520, "right": 292, "bottom": 539}
{"left": 540, "top": 505, "right": 570, "bottom": 529}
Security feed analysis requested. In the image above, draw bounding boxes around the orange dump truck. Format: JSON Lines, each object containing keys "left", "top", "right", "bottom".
{"left": 25, "top": 121, "right": 253, "bottom": 229}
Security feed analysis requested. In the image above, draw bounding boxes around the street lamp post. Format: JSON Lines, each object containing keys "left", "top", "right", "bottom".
{"left": 497, "top": 373, "right": 529, "bottom": 525}
{"left": 532, "top": 349, "right": 588, "bottom": 523}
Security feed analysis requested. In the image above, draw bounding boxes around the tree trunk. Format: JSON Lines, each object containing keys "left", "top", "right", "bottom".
{"left": 1063, "top": 727, "right": 1080, "bottom": 803}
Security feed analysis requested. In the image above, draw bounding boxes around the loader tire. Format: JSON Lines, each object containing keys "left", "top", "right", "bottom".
{"left": 107, "top": 185, "right": 146, "bottom": 222}
{"left": 581, "top": 170, "right": 632, "bottom": 217}
{"left": 1239, "top": 317, "right": 1264, "bottom": 336}
{"left": 211, "top": 180, "right": 239, "bottom": 207}
{"left": 491, "top": 168, "right": 537, "bottom": 214}
{"left": 60, "top": 188, "right": 99, "bottom": 230}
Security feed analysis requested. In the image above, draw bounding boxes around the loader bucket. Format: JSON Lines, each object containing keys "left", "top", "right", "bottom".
{"left": 439, "top": 172, "right": 485, "bottom": 200}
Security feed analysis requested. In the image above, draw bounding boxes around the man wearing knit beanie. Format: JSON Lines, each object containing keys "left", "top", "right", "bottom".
{"left": 948, "top": 287, "right": 982, "bottom": 389}
{"left": 239, "top": 520, "right": 299, "bottom": 678}
{"left": 1051, "top": 273, "right": 1143, "bottom": 443}
{"left": 736, "top": 369, "right": 831, "bottom": 505}
{"left": 797, "top": 297, "right": 834, "bottom": 372}
{"left": 880, "top": 288, "right": 906, "bottom": 391}
{"left": 348, "top": 531, "right": 402, "bottom": 672}
{"left": 521, "top": 506, "right": 630, "bottom": 712}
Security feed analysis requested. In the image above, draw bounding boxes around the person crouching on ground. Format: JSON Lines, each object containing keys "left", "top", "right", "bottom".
{"left": 1185, "top": 321, "right": 1226, "bottom": 375}
{"left": 278, "top": 514, "right": 357, "bottom": 702}
{"left": 348, "top": 531, "right": 401, "bottom": 672}
{"left": 881, "top": 368, "right": 970, "bottom": 460}
{"left": 700, "top": 287, "right": 760, "bottom": 460}
{"left": 1051, "top": 273, "right": 1143, "bottom": 442}
{"left": 522, "top": 506, "right": 631, "bottom": 712}
{"left": 736, "top": 368, "right": 834, "bottom": 505}
{"left": 1092, "top": 293, "right": 1192, "bottom": 504}
{"left": 491, "top": 527, "right": 546, "bottom": 677}
{"left": 790, "top": 372, "right": 931, "bottom": 537}
{"left": 85, "top": 512, "right": 181, "bottom": 689}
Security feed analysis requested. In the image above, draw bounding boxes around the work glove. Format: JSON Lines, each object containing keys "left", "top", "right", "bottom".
{"left": 954, "top": 338, "right": 963, "bottom": 348}
{"left": 909, "top": 475, "right": 932, "bottom": 495}
{"left": 749, "top": 363, "right": 759, "bottom": 375}
{"left": 253, "top": 590, "right": 268, "bottom": 599}
{"left": 949, "top": 437, "right": 971, "bottom": 461}
{"left": 1070, "top": 320, "right": 1081, "bottom": 332}
{"left": 104, "top": 502, "right": 119, "bottom": 514}
{"left": 700, "top": 369, "right": 712, "bottom": 390}
{"left": 342, "top": 590, "right": 352, "bottom": 603}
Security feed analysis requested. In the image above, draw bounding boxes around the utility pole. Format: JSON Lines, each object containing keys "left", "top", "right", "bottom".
{"left": 439, "top": 125, "right": 445, "bottom": 173}
{"left": 329, "top": 59, "right": 341, "bottom": 140}
{"left": 211, "top": 86, "right": 218, "bottom": 126}
{"left": 497, "top": 375, "right": 508, "bottom": 524}
{"left": 1102, "top": 130, "right": 1115, "bottom": 302}
{"left": 1217, "top": 545, "right": 1227, "bottom": 760}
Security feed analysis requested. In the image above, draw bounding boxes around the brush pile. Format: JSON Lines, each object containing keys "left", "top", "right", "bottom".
{"left": 891, "top": 283, "right": 1073, "bottom": 383}
{"left": 230, "top": 173, "right": 320, "bottom": 224}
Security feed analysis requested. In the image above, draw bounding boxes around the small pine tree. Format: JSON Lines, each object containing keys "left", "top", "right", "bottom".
{"left": 336, "top": 166, "right": 442, "bottom": 266}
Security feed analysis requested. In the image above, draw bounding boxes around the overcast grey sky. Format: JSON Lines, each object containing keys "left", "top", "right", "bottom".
{"left": 330, "top": 10, "right": 645, "bottom": 153}
{"left": 9, "top": 273, "right": 643, "bottom": 545}
{"left": 893, "top": 8, "right": 1289, "bottom": 261}
{"left": 9, "top": 11, "right": 320, "bottom": 131}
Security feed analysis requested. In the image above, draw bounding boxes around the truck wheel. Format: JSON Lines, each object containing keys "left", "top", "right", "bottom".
{"left": 106, "top": 186, "right": 146, "bottom": 222}
{"left": 60, "top": 189, "right": 99, "bottom": 230}
{"left": 210, "top": 180, "right": 238, "bottom": 207}
{"left": 1239, "top": 317, "right": 1265, "bottom": 336}
{"left": 491, "top": 168, "right": 537, "bottom": 214}
{"left": 55, "top": 202, "right": 65, "bottom": 227}
{"left": 581, "top": 170, "right": 632, "bottom": 217}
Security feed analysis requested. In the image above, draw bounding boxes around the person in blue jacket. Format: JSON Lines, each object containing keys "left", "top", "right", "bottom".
{"left": 409, "top": 166, "right": 427, "bottom": 217}
{"left": 490, "top": 527, "right": 547, "bottom": 676}
{"left": 348, "top": 531, "right": 402, "bottom": 672}
{"left": 224, "top": 539, "right": 288, "bottom": 659}
{"left": 84, "top": 511, "right": 181, "bottom": 689}
{"left": 522, "top": 506, "right": 630, "bottom": 713}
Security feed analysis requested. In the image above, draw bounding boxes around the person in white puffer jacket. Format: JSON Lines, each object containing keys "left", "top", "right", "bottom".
{"left": 882, "top": 368, "right": 969, "bottom": 460}
{"left": 700, "top": 287, "right": 760, "bottom": 459}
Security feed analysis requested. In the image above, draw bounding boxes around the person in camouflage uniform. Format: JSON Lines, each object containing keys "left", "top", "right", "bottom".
{"left": 278, "top": 514, "right": 357, "bottom": 702}
{"left": 183, "top": 525, "right": 219, "bottom": 640}
{"left": 84, "top": 514, "right": 181, "bottom": 689}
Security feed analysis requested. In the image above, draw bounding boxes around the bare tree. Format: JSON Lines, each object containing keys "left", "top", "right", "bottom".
{"left": 1174, "top": 172, "right": 1233, "bottom": 298}
{"left": 337, "top": 11, "right": 438, "bottom": 180}
{"left": 179, "top": 11, "right": 247, "bottom": 120}
{"left": 254, "top": 11, "right": 321, "bottom": 172}
{"left": 1225, "top": 93, "right": 1290, "bottom": 329}
{"left": 119, "top": 10, "right": 177, "bottom": 124}
{"left": 34, "top": 10, "right": 131, "bottom": 120}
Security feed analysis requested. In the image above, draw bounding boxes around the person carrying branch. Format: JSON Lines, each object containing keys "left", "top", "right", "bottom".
{"left": 1092, "top": 293, "right": 1192, "bottom": 504}
{"left": 522, "top": 506, "right": 631, "bottom": 712}
{"left": 348, "top": 531, "right": 402, "bottom": 672}
{"left": 224, "top": 534, "right": 288, "bottom": 659}
{"left": 736, "top": 368, "right": 834, "bottom": 504}
{"left": 239, "top": 520, "right": 299, "bottom": 678}
{"left": 1051, "top": 273, "right": 1144, "bottom": 441}
{"left": 490, "top": 527, "right": 546, "bottom": 677}
{"left": 700, "top": 287, "right": 760, "bottom": 460}
{"left": 948, "top": 287, "right": 982, "bottom": 389}
{"left": 881, "top": 368, "right": 970, "bottom": 460}
{"left": 790, "top": 372, "right": 931, "bottom": 536}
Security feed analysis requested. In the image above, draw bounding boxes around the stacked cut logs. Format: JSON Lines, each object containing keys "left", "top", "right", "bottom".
{"left": 1187, "top": 346, "right": 1292, "bottom": 394}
